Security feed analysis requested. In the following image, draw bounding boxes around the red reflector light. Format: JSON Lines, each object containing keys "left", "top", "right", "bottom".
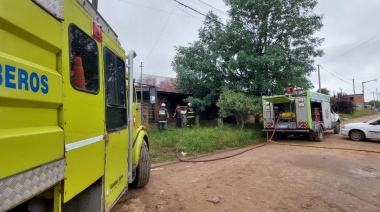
{"left": 93, "top": 22, "right": 102, "bottom": 42}
{"left": 265, "top": 122, "right": 273, "bottom": 128}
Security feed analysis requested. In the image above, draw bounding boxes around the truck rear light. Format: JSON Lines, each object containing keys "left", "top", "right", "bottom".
{"left": 265, "top": 122, "right": 273, "bottom": 128}
{"left": 297, "top": 121, "right": 308, "bottom": 128}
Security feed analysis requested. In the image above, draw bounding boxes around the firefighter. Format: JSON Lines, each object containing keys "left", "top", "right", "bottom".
{"left": 173, "top": 104, "right": 182, "bottom": 128}
{"left": 158, "top": 103, "right": 169, "bottom": 130}
{"left": 186, "top": 103, "right": 195, "bottom": 127}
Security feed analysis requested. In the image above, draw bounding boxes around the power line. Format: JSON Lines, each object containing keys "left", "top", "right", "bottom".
{"left": 174, "top": 0, "right": 206, "bottom": 16}
{"left": 320, "top": 66, "right": 352, "bottom": 85}
{"left": 144, "top": 5, "right": 177, "bottom": 62}
{"left": 173, "top": 0, "right": 224, "bottom": 25}
{"left": 196, "top": 0, "right": 229, "bottom": 16}
{"left": 166, "top": 0, "right": 204, "bottom": 22}
{"left": 322, "top": 31, "right": 380, "bottom": 64}
{"left": 319, "top": 64, "right": 351, "bottom": 80}
{"left": 117, "top": 0, "right": 189, "bottom": 17}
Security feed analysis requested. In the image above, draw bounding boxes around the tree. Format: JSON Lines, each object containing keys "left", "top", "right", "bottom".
{"left": 173, "top": 13, "right": 225, "bottom": 111}
{"left": 319, "top": 88, "right": 330, "bottom": 95}
{"left": 216, "top": 89, "right": 261, "bottom": 129}
{"left": 173, "top": 0, "right": 323, "bottom": 110}
{"left": 331, "top": 95, "right": 356, "bottom": 114}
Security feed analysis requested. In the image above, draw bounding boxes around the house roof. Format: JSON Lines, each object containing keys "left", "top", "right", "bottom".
{"left": 138, "top": 74, "right": 182, "bottom": 94}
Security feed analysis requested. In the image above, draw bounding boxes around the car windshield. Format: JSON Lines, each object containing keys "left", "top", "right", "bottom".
{"left": 364, "top": 116, "right": 380, "bottom": 123}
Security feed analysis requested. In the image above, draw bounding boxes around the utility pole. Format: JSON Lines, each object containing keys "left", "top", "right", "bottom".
{"left": 377, "top": 88, "right": 379, "bottom": 109}
{"left": 139, "top": 62, "right": 144, "bottom": 104}
{"left": 352, "top": 79, "right": 355, "bottom": 95}
{"left": 373, "top": 92, "right": 376, "bottom": 109}
{"left": 362, "top": 79, "right": 378, "bottom": 108}
{"left": 318, "top": 64, "right": 321, "bottom": 93}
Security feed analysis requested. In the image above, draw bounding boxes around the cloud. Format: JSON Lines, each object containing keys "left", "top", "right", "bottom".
{"left": 98, "top": 0, "right": 380, "bottom": 101}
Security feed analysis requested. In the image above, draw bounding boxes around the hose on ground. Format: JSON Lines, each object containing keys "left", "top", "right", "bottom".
{"left": 176, "top": 116, "right": 281, "bottom": 162}
{"left": 269, "top": 139, "right": 380, "bottom": 153}
{"left": 176, "top": 116, "right": 380, "bottom": 163}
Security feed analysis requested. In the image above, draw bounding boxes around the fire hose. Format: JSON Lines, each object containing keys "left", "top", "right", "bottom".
{"left": 176, "top": 116, "right": 380, "bottom": 163}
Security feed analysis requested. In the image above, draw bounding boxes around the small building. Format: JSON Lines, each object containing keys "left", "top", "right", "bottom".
{"left": 345, "top": 94, "right": 364, "bottom": 110}
{"left": 136, "top": 74, "right": 190, "bottom": 127}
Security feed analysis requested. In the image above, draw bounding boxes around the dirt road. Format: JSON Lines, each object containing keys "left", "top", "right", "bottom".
{"left": 112, "top": 114, "right": 380, "bottom": 212}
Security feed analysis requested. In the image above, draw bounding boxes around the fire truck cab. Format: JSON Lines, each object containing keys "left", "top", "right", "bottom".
{"left": 0, "top": 0, "right": 150, "bottom": 211}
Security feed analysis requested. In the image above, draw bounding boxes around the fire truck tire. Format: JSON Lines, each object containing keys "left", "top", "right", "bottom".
{"left": 333, "top": 124, "right": 340, "bottom": 134}
{"left": 132, "top": 140, "right": 150, "bottom": 188}
{"left": 314, "top": 126, "right": 323, "bottom": 142}
{"left": 307, "top": 133, "right": 314, "bottom": 141}
{"left": 349, "top": 130, "right": 365, "bottom": 141}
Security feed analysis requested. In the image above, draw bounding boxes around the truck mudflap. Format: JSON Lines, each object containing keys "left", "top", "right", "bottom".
{"left": 0, "top": 158, "right": 65, "bottom": 211}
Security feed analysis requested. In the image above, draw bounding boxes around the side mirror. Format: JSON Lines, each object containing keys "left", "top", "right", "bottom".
{"left": 149, "top": 86, "right": 157, "bottom": 104}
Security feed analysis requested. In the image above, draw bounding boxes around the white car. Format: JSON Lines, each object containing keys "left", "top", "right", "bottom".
{"left": 341, "top": 116, "right": 380, "bottom": 141}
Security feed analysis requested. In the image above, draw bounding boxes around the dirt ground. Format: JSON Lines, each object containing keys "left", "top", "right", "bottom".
{"left": 111, "top": 114, "right": 380, "bottom": 212}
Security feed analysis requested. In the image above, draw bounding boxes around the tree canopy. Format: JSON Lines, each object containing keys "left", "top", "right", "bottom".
{"left": 216, "top": 89, "right": 261, "bottom": 129}
{"left": 173, "top": 0, "right": 324, "bottom": 111}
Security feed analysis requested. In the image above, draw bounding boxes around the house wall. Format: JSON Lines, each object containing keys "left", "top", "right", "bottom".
{"left": 346, "top": 94, "right": 364, "bottom": 110}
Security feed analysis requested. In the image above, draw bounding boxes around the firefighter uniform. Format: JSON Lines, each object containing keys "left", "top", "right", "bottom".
{"left": 159, "top": 103, "right": 169, "bottom": 130}
{"left": 186, "top": 103, "right": 195, "bottom": 127}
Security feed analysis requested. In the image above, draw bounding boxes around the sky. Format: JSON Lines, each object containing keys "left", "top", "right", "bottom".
{"left": 98, "top": 0, "right": 380, "bottom": 102}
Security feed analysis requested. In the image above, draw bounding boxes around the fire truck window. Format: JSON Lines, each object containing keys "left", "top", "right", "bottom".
{"left": 69, "top": 24, "right": 99, "bottom": 93}
{"left": 104, "top": 47, "right": 127, "bottom": 131}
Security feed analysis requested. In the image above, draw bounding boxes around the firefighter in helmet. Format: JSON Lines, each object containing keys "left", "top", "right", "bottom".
{"left": 186, "top": 103, "right": 195, "bottom": 127}
{"left": 158, "top": 103, "right": 169, "bottom": 130}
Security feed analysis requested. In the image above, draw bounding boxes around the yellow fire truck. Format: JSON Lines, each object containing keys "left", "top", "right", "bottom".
{"left": 0, "top": 0, "right": 151, "bottom": 211}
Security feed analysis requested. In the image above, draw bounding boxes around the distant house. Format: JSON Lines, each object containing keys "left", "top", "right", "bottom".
{"left": 136, "top": 74, "right": 190, "bottom": 126}
{"left": 345, "top": 94, "right": 364, "bottom": 110}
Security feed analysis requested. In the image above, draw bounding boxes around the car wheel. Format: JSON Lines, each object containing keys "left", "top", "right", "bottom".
{"left": 131, "top": 140, "right": 150, "bottom": 188}
{"left": 349, "top": 130, "right": 365, "bottom": 141}
{"left": 333, "top": 124, "right": 340, "bottom": 134}
{"left": 314, "top": 126, "right": 323, "bottom": 142}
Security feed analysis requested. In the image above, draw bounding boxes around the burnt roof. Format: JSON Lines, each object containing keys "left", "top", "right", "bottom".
{"left": 139, "top": 74, "right": 182, "bottom": 94}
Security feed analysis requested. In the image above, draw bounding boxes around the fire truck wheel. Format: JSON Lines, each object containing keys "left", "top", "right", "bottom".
{"left": 349, "top": 130, "right": 365, "bottom": 141}
{"left": 132, "top": 140, "right": 151, "bottom": 188}
{"left": 314, "top": 126, "right": 323, "bottom": 142}
{"left": 333, "top": 124, "right": 340, "bottom": 134}
{"left": 307, "top": 133, "right": 314, "bottom": 141}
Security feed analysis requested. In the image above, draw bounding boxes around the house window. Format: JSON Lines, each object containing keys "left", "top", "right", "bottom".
{"left": 104, "top": 47, "right": 126, "bottom": 131}
{"left": 69, "top": 24, "right": 99, "bottom": 93}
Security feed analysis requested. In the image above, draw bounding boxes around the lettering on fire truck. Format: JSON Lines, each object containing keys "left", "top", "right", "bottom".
{"left": 0, "top": 64, "right": 49, "bottom": 94}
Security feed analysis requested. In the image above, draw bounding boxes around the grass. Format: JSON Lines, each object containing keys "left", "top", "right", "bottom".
{"left": 147, "top": 110, "right": 380, "bottom": 163}
{"left": 339, "top": 109, "right": 378, "bottom": 120}
{"left": 147, "top": 122, "right": 266, "bottom": 163}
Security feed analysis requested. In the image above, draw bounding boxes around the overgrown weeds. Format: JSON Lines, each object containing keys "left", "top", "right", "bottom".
{"left": 339, "top": 109, "right": 378, "bottom": 120}
{"left": 147, "top": 122, "right": 266, "bottom": 163}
